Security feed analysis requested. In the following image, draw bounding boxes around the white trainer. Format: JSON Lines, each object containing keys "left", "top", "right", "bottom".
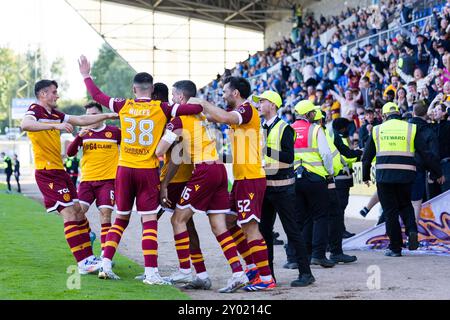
{"left": 218, "top": 272, "right": 249, "bottom": 293}
{"left": 98, "top": 268, "right": 121, "bottom": 280}
{"left": 143, "top": 272, "right": 172, "bottom": 285}
{"left": 134, "top": 273, "right": 146, "bottom": 281}
{"left": 162, "top": 270, "right": 193, "bottom": 284}
{"left": 78, "top": 258, "right": 102, "bottom": 275}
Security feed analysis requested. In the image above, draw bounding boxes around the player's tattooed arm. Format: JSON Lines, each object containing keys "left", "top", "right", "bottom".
{"left": 192, "top": 99, "right": 240, "bottom": 125}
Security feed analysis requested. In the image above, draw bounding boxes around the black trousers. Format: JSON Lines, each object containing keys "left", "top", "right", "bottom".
{"left": 295, "top": 177, "right": 329, "bottom": 259}
{"left": 377, "top": 182, "right": 418, "bottom": 252}
{"left": 14, "top": 172, "right": 21, "bottom": 192}
{"left": 335, "top": 185, "right": 350, "bottom": 234}
{"left": 327, "top": 187, "right": 344, "bottom": 255}
{"left": 70, "top": 176, "right": 78, "bottom": 188}
{"left": 5, "top": 170, "right": 12, "bottom": 191}
{"left": 260, "top": 184, "right": 312, "bottom": 277}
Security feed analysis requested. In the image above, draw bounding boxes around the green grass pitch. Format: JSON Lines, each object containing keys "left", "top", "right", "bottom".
{"left": 0, "top": 184, "right": 189, "bottom": 300}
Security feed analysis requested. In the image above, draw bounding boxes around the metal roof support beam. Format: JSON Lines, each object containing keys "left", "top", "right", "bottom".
{"left": 224, "top": 0, "right": 261, "bottom": 22}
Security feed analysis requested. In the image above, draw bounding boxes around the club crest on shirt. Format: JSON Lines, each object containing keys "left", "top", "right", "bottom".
{"left": 237, "top": 106, "right": 246, "bottom": 114}
{"left": 242, "top": 212, "right": 247, "bottom": 219}
{"left": 105, "top": 132, "right": 113, "bottom": 138}
{"left": 63, "top": 194, "right": 71, "bottom": 201}
{"left": 249, "top": 193, "right": 255, "bottom": 200}
{"left": 195, "top": 185, "right": 200, "bottom": 191}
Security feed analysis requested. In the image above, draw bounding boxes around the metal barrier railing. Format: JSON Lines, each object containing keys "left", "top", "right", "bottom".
{"left": 202, "top": 0, "right": 446, "bottom": 100}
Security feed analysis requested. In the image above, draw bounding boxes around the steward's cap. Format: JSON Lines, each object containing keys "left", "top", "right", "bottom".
{"left": 382, "top": 102, "right": 400, "bottom": 115}
{"left": 252, "top": 90, "right": 282, "bottom": 108}
{"left": 295, "top": 100, "right": 317, "bottom": 115}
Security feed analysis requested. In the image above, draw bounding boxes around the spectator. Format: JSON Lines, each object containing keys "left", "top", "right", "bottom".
{"left": 358, "top": 108, "right": 380, "bottom": 149}
{"left": 395, "top": 87, "right": 409, "bottom": 113}
{"left": 13, "top": 154, "right": 20, "bottom": 193}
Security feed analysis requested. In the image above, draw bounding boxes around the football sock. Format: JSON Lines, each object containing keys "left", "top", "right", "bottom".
{"left": 174, "top": 231, "right": 191, "bottom": 270}
{"left": 216, "top": 231, "right": 243, "bottom": 274}
{"left": 103, "top": 217, "right": 129, "bottom": 262}
{"left": 142, "top": 220, "right": 158, "bottom": 268}
{"left": 248, "top": 238, "right": 272, "bottom": 281}
{"left": 64, "top": 221, "right": 90, "bottom": 263}
{"left": 100, "top": 223, "right": 112, "bottom": 253}
{"left": 77, "top": 218, "right": 94, "bottom": 258}
{"left": 229, "top": 225, "right": 255, "bottom": 267}
{"left": 79, "top": 218, "right": 91, "bottom": 233}
{"left": 190, "top": 248, "right": 206, "bottom": 274}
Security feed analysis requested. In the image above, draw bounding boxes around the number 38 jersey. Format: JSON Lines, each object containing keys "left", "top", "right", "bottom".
{"left": 118, "top": 99, "right": 168, "bottom": 169}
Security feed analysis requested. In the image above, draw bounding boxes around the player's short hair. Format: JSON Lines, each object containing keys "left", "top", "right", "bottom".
{"left": 84, "top": 102, "right": 102, "bottom": 112}
{"left": 173, "top": 80, "right": 197, "bottom": 100}
{"left": 413, "top": 100, "right": 428, "bottom": 117}
{"left": 133, "top": 72, "right": 153, "bottom": 90}
{"left": 224, "top": 77, "right": 251, "bottom": 99}
{"left": 364, "top": 108, "right": 374, "bottom": 115}
{"left": 152, "top": 83, "right": 169, "bottom": 102}
{"left": 34, "top": 80, "right": 58, "bottom": 98}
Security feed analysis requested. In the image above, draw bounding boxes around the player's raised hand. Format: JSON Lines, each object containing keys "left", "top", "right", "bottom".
{"left": 78, "top": 55, "right": 91, "bottom": 78}
{"left": 55, "top": 122, "right": 74, "bottom": 133}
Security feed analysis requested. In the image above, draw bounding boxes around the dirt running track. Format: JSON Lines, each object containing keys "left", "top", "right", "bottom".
{"left": 18, "top": 172, "right": 450, "bottom": 300}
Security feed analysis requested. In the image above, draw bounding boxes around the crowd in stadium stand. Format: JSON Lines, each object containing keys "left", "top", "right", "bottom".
{"left": 200, "top": 0, "right": 450, "bottom": 206}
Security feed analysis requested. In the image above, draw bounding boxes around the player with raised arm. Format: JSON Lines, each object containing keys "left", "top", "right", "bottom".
{"left": 194, "top": 77, "right": 275, "bottom": 291}
{"left": 21, "top": 80, "right": 118, "bottom": 275}
{"left": 156, "top": 80, "right": 249, "bottom": 293}
{"left": 67, "top": 102, "right": 121, "bottom": 258}
{"left": 78, "top": 55, "right": 203, "bottom": 284}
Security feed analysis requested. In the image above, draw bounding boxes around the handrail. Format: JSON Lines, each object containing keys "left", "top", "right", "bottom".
{"left": 288, "top": 14, "right": 433, "bottom": 71}
{"left": 203, "top": 1, "right": 445, "bottom": 97}
{"left": 204, "top": 13, "right": 432, "bottom": 97}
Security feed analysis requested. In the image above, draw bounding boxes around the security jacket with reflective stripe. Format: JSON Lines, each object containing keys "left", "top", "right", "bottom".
{"left": 264, "top": 116, "right": 295, "bottom": 182}
{"left": 362, "top": 115, "right": 442, "bottom": 184}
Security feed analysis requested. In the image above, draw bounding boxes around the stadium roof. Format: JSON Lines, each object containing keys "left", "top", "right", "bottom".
{"left": 103, "top": 0, "right": 294, "bottom": 31}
